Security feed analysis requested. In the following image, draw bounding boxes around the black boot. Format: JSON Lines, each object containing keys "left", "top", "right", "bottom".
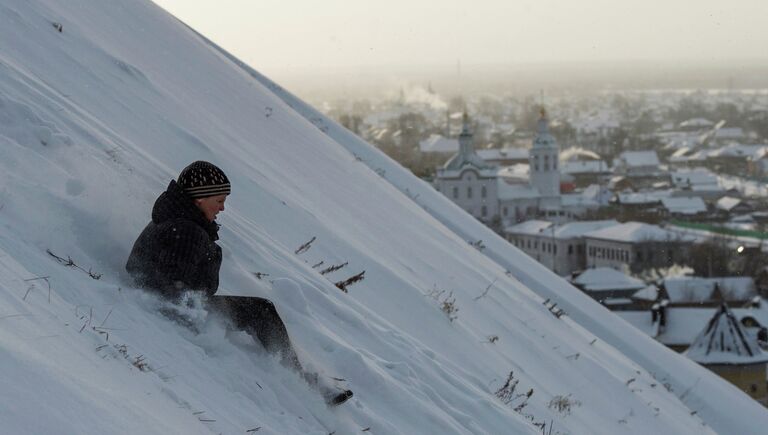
{"left": 324, "top": 389, "right": 354, "bottom": 407}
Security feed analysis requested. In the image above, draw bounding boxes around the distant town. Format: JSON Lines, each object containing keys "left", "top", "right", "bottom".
{"left": 321, "top": 87, "right": 768, "bottom": 406}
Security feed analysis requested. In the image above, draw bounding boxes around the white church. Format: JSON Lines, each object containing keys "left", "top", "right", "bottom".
{"left": 434, "top": 110, "right": 564, "bottom": 226}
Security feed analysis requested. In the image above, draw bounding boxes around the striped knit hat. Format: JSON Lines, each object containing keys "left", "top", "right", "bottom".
{"left": 177, "top": 161, "right": 231, "bottom": 198}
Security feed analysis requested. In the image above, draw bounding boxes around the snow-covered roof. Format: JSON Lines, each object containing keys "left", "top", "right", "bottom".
{"left": 663, "top": 277, "right": 757, "bottom": 304}
{"left": 505, "top": 219, "right": 552, "bottom": 235}
{"left": 477, "top": 147, "right": 528, "bottom": 161}
{"left": 685, "top": 304, "right": 768, "bottom": 365}
{"left": 617, "top": 151, "right": 660, "bottom": 167}
{"left": 616, "top": 191, "right": 671, "bottom": 205}
{"left": 670, "top": 168, "right": 718, "bottom": 187}
{"left": 505, "top": 220, "right": 620, "bottom": 240}
{"left": 584, "top": 222, "right": 689, "bottom": 243}
{"left": 708, "top": 143, "right": 767, "bottom": 160}
{"left": 679, "top": 118, "right": 714, "bottom": 129}
{"left": 632, "top": 285, "right": 659, "bottom": 301}
{"left": 561, "top": 194, "right": 599, "bottom": 208}
{"left": 560, "top": 147, "right": 602, "bottom": 162}
{"left": 554, "top": 220, "right": 619, "bottom": 238}
{"left": 713, "top": 127, "right": 745, "bottom": 140}
{"left": 660, "top": 197, "right": 707, "bottom": 215}
{"left": 716, "top": 196, "right": 743, "bottom": 212}
{"left": 561, "top": 160, "right": 610, "bottom": 175}
{"left": 572, "top": 268, "right": 646, "bottom": 292}
{"left": 496, "top": 163, "right": 529, "bottom": 180}
{"left": 497, "top": 181, "right": 542, "bottom": 200}
{"left": 419, "top": 134, "right": 458, "bottom": 153}
{"left": 670, "top": 147, "right": 692, "bottom": 159}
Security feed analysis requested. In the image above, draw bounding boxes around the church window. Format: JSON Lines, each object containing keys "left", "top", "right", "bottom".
{"left": 452, "top": 187, "right": 458, "bottom": 199}
{"left": 544, "top": 155, "right": 549, "bottom": 171}
{"left": 467, "top": 187, "right": 473, "bottom": 198}
{"left": 481, "top": 205, "right": 487, "bottom": 217}
{"left": 503, "top": 207, "right": 508, "bottom": 216}
{"left": 481, "top": 185, "right": 487, "bottom": 198}
{"left": 568, "top": 245, "right": 573, "bottom": 255}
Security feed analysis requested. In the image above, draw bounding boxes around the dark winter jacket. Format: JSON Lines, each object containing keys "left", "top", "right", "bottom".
{"left": 126, "top": 180, "right": 222, "bottom": 298}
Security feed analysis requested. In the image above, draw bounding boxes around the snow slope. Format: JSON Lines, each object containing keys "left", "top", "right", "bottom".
{"left": 0, "top": 0, "right": 763, "bottom": 433}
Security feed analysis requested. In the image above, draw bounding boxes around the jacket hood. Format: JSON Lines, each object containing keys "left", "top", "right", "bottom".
{"left": 152, "top": 180, "right": 220, "bottom": 240}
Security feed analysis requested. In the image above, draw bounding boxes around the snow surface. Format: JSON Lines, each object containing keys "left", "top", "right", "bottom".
{"left": 0, "top": 0, "right": 765, "bottom": 434}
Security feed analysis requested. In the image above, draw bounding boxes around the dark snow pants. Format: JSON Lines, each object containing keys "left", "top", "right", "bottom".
{"left": 210, "top": 295, "right": 302, "bottom": 372}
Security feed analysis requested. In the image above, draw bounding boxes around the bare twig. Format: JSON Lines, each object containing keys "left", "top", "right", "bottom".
{"left": 246, "top": 428, "right": 261, "bottom": 433}
{"left": 100, "top": 308, "right": 114, "bottom": 327}
{"left": 24, "top": 276, "right": 51, "bottom": 302}
{"left": 320, "top": 262, "right": 348, "bottom": 275}
{"left": 294, "top": 237, "right": 316, "bottom": 255}
{"left": 335, "top": 271, "right": 365, "bottom": 293}
{"left": 473, "top": 278, "right": 498, "bottom": 301}
{"left": 312, "top": 261, "right": 325, "bottom": 269}
{"left": 22, "top": 285, "right": 34, "bottom": 301}
{"left": 47, "top": 249, "right": 102, "bottom": 280}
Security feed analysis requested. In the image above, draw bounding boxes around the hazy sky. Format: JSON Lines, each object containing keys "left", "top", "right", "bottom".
{"left": 154, "top": 0, "right": 767, "bottom": 75}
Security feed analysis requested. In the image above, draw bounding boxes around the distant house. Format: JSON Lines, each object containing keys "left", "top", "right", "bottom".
{"left": 582, "top": 222, "right": 694, "bottom": 273}
{"left": 570, "top": 267, "right": 648, "bottom": 310}
{"left": 616, "top": 302, "right": 768, "bottom": 354}
{"left": 561, "top": 160, "right": 611, "bottom": 188}
{"left": 659, "top": 276, "right": 758, "bottom": 307}
{"left": 706, "top": 143, "right": 768, "bottom": 175}
{"left": 712, "top": 127, "right": 746, "bottom": 145}
{"left": 716, "top": 196, "right": 752, "bottom": 215}
{"left": 660, "top": 197, "right": 707, "bottom": 218}
{"left": 613, "top": 150, "right": 662, "bottom": 178}
{"left": 669, "top": 167, "right": 727, "bottom": 201}
{"left": 685, "top": 304, "right": 768, "bottom": 405}
{"left": 670, "top": 167, "right": 719, "bottom": 190}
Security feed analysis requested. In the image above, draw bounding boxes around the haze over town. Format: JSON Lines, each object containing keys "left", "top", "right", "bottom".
{"left": 154, "top": 0, "right": 768, "bottom": 99}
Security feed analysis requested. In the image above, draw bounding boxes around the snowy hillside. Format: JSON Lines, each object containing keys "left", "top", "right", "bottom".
{"left": 0, "top": 0, "right": 764, "bottom": 433}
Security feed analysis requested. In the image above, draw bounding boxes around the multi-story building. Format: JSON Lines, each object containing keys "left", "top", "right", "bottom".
{"left": 505, "top": 219, "right": 618, "bottom": 275}
{"left": 582, "top": 222, "right": 694, "bottom": 273}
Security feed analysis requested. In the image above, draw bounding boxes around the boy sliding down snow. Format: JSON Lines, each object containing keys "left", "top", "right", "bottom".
{"left": 126, "top": 160, "right": 353, "bottom": 406}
